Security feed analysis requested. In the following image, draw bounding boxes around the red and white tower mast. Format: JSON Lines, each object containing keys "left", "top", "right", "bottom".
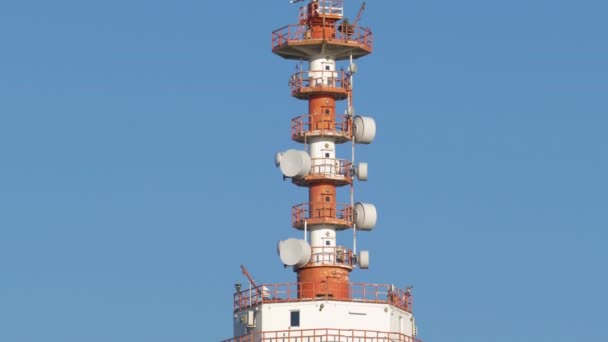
{"left": 224, "top": 1, "right": 421, "bottom": 341}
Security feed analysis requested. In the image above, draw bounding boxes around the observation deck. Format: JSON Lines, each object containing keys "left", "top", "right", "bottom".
{"left": 272, "top": 24, "right": 373, "bottom": 60}
{"left": 289, "top": 70, "right": 350, "bottom": 100}
{"left": 291, "top": 114, "right": 353, "bottom": 143}
{"left": 292, "top": 158, "right": 353, "bottom": 187}
{"left": 233, "top": 282, "right": 413, "bottom": 313}
{"left": 292, "top": 202, "right": 352, "bottom": 230}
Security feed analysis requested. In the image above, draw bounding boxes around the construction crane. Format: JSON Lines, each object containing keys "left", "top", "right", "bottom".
{"left": 353, "top": 1, "right": 366, "bottom": 27}
{"left": 240, "top": 264, "right": 263, "bottom": 297}
{"left": 339, "top": 1, "right": 366, "bottom": 36}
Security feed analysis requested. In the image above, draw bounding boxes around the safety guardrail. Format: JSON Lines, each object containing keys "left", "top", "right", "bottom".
{"left": 272, "top": 24, "right": 373, "bottom": 51}
{"left": 309, "top": 158, "right": 352, "bottom": 178}
{"left": 233, "top": 282, "right": 413, "bottom": 313}
{"left": 289, "top": 70, "right": 350, "bottom": 97}
{"left": 291, "top": 114, "right": 352, "bottom": 141}
{"left": 309, "top": 246, "right": 355, "bottom": 267}
{"left": 292, "top": 202, "right": 352, "bottom": 228}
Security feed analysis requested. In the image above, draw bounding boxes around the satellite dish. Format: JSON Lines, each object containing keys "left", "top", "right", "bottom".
{"left": 358, "top": 250, "right": 370, "bottom": 269}
{"left": 356, "top": 162, "right": 368, "bottom": 181}
{"left": 354, "top": 202, "right": 377, "bottom": 230}
{"left": 277, "top": 238, "right": 311, "bottom": 268}
{"left": 278, "top": 149, "right": 311, "bottom": 179}
{"left": 354, "top": 116, "right": 376, "bottom": 144}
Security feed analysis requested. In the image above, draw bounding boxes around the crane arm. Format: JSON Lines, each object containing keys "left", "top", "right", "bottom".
{"left": 240, "top": 264, "right": 263, "bottom": 296}
{"left": 352, "top": 2, "right": 366, "bottom": 27}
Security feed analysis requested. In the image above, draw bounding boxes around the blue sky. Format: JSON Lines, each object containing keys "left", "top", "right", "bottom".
{"left": 1, "top": 1, "right": 606, "bottom": 341}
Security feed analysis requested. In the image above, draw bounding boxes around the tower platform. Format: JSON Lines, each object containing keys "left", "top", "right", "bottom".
{"left": 272, "top": 24, "right": 373, "bottom": 60}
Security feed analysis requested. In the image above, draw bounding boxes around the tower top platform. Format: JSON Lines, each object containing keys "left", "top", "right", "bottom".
{"left": 272, "top": 24, "right": 373, "bottom": 60}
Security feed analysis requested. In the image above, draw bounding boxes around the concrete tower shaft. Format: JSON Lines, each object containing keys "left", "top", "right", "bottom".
{"left": 272, "top": 0, "right": 374, "bottom": 300}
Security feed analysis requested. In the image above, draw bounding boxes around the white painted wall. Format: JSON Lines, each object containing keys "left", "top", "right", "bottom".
{"left": 233, "top": 301, "right": 414, "bottom": 338}
{"left": 310, "top": 226, "right": 335, "bottom": 248}
{"left": 309, "top": 139, "right": 335, "bottom": 159}
{"left": 309, "top": 56, "right": 336, "bottom": 87}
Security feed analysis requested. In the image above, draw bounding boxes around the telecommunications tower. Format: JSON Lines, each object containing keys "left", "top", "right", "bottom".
{"left": 223, "top": 1, "right": 420, "bottom": 341}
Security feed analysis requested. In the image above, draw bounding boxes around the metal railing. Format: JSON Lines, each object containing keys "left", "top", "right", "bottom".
{"left": 309, "top": 246, "right": 355, "bottom": 267}
{"left": 334, "top": 23, "right": 373, "bottom": 48}
{"left": 314, "top": 0, "right": 344, "bottom": 17}
{"left": 289, "top": 70, "right": 350, "bottom": 95}
{"left": 309, "top": 158, "right": 352, "bottom": 178}
{"left": 292, "top": 202, "right": 352, "bottom": 228}
{"left": 224, "top": 329, "right": 421, "bottom": 342}
{"left": 272, "top": 24, "right": 373, "bottom": 51}
{"left": 291, "top": 114, "right": 352, "bottom": 140}
{"left": 233, "top": 283, "right": 413, "bottom": 313}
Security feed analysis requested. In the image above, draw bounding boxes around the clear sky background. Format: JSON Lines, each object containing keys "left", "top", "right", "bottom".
{"left": 1, "top": 1, "right": 606, "bottom": 341}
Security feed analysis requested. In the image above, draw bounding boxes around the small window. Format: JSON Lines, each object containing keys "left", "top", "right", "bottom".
{"left": 290, "top": 311, "right": 300, "bottom": 327}
{"left": 325, "top": 109, "right": 330, "bottom": 114}
{"left": 325, "top": 196, "right": 331, "bottom": 202}
{"left": 326, "top": 240, "right": 330, "bottom": 246}
{"left": 325, "top": 153, "right": 330, "bottom": 158}
{"left": 325, "top": 65, "right": 330, "bottom": 71}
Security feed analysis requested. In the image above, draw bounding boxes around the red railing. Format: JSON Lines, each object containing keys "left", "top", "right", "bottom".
{"left": 272, "top": 25, "right": 304, "bottom": 46}
{"left": 223, "top": 328, "right": 421, "bottom": 342}
{"left": 289, "top": 70, "right": 350, "bottom": 95}
{"left": 233, "top": 283, "right": 413, "bottom": 313}
{"left": 272, "top": 24, "right": 373, "bottom": 51}
{"left": 291, "top": 114, "right": 352, "bottom": 140}
{"left": 292, "top": 202, "right": 352, "bottom": 228}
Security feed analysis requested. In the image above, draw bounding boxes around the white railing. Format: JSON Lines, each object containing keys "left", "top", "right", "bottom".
{"left": 316, "top": 0, "right": 344, "bottom": 17}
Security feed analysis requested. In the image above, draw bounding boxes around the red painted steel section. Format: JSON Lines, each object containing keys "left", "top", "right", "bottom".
{"left": 310, "top": 183, "right": 336, "bottom": 218}
{"left": 309, "top": 95, "right": 336, "bottom": 130}
{"left": 298, "top": 266, "right": 350, "bottom": 300}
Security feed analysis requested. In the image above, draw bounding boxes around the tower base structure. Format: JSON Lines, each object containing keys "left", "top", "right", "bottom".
{"left": 228, "top": 282, "right": 417, "bottom": 342}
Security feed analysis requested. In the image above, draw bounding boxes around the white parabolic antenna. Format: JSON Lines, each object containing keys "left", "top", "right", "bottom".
{"left": 356, "top": 162, "right": 368, "bottom": 181}
{"left": 277, "top": 238, "right": 311, "bottom": 268}
{"left": 358, "top": 250, "right": 370, "bottom": 269}
{"left": 354, "top": 116, "right": 377, "bottom": 144}
{"left": 278, "top": 149, "right": 311, "bottom": 179}
{"left": 354, "top": 202, "right": 377, "bottom": 230}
